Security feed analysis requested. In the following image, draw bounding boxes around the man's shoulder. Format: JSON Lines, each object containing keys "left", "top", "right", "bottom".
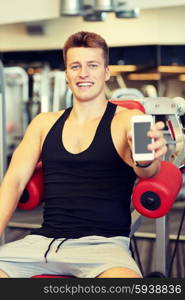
{"left": 112, "top": 105, "right": 144, "bottom": 132}
{"left": 35, "top": 110, "right": 65, "bottom": 120}
{"left": 27, "top": 110, "right": 66, "bottom": 135}
{"left": 114, "top": 105, "right": 143, "bottom": 118}
{"left": 31, "top": 110, "right": 65, "bottom": 125}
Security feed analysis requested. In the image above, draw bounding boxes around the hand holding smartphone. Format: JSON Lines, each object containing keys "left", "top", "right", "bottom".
{"left": 131, "top": 114, "right": 154, "bottom": 162}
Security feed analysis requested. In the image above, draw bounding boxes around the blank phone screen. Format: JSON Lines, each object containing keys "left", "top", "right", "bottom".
{"left": 133, "top": 122, "right": 152, "bottom": 153}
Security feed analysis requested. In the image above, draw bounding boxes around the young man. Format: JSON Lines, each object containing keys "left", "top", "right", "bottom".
{"left": 0, "top": 31, "right": 167, "bottom": 278}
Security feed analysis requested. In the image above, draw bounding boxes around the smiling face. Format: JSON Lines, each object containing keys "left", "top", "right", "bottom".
{"left": 65, "top": 47, "right": 110, "bottom": 103}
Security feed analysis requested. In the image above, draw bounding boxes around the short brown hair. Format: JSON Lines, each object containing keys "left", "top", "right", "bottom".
{"left": 63, "top": 31, "right": 109, "bottom": 67}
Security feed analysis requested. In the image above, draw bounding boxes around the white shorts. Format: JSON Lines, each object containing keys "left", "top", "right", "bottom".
{"left": 0, "top": 234, "right": 142, "bottom": 278}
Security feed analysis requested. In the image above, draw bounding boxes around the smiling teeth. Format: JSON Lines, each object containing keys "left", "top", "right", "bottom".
{"left": 78, "top": 82, "right": 92, "bottom": 86}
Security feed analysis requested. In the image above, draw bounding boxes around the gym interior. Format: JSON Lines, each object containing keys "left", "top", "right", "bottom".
{"left": 0, "top": 0, "right": 185, "bottom": 278}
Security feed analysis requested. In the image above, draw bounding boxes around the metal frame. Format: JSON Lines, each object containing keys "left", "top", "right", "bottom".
{"left": 0, "top": 60, "right": 7, "bottom": 245}
{"left": 155, "top": 216, "right": 169, "bottom": 275}
{"left": 4, "top": 66, "right": 29, "bottom": 132}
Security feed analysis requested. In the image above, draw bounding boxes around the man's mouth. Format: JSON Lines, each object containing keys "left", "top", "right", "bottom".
{"left": 76, "top": 82, "right": 94, "bottom": 87}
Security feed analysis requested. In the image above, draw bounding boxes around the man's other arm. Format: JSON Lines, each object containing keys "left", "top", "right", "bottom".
{"left": 0, "top": 113, "right": 45, "bottom": 238}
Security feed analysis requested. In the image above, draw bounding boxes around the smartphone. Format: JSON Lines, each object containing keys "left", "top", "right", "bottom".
{"left": 131, "top": 114, "right": 154, "bottom": 161}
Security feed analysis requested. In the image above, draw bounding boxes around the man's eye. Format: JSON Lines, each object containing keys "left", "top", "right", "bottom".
{"left": 89, "top": 64, "right": 98, "bottom": 68}
{"left": 71, "top": 65, "right": 79, "bottom": 70}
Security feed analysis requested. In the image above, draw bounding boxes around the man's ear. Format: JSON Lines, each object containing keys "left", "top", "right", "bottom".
{"left": 105, "top": 66, "right": 111, "bottom": 82}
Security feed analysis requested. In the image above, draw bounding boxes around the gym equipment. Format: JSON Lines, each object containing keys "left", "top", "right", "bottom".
{"left": 49, "top": 71, "right": 68, "bottom": 111}
{"left": 110, "top": 97, "right": 185, "bottom": 275}
{"left": 0, "top": 60, "right": 7, "bottom": 181}
{"left": 112, "top": 97, "right": 185, "bottom": 168}
{"left": 32, "top": 69, "right": 70, "bottom": 113}
{"left": 39, "top": 64, "right": 51, "bottom": 113}
{"left": 141, "top": 84, "right": 158, "bottom": 97}
{"left": 18, "top": 162, "right": 44, "bottom": 211}
{"left": 111, "top": 87, "right": 144, "bottom": 99}
{"left": 4, "top": 66, "right": 29, "bottom": 157}
{"left": 132, "top": 161, "right": 183, "bottom": 218}
{"left": 0, "top": 61, "right": 7, "bottom": 246}
{"left": 111, "top": 99, "right": 145, "bottom": 113}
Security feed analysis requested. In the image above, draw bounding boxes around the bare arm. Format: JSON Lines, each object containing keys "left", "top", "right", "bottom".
{"left": 0, "top": 113, "right": 44, "bottom": 237}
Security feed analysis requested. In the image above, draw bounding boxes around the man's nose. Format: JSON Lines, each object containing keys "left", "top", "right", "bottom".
{"left": 79, "top": 65, "right": 89, "bottom": 77}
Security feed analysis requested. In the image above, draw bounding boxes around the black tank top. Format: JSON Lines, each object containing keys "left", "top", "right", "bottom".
{"left": 31, "top": 101, "right": 136, "bottom": 238}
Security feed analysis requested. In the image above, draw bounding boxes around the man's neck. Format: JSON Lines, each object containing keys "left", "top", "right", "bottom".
{"left": 70, "top": 99, "right": 108, "bottom": 123}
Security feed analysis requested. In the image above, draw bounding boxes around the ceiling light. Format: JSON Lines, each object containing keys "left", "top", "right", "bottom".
{"left": 115, "top": 8, "right": 140, "bottom": 18}
{"left": 83, "top": 11, "right": 106, "bottom": 21}
{"left": 114, "top": 0, "right": 140, "bottom": 18}
{"left": 60, "top": 0, "right": 83, "bottom": 16}
{"left": 94, "top": 0, "right": 114, "bottom": 12}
